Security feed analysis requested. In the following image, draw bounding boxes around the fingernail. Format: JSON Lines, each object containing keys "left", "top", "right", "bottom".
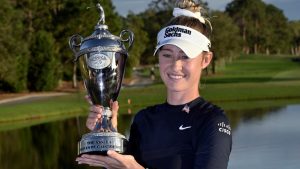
{"left": 107, "top": 150, "right": 115, "bottom": 155}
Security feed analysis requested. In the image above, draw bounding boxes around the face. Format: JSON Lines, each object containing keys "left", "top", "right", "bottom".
{"left": 158, "top": 44, "right": 212, "bottom": 94}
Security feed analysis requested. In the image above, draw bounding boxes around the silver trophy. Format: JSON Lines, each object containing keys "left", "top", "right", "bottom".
{"left": 69, "top": 3, "right": 134, "bottom": 156}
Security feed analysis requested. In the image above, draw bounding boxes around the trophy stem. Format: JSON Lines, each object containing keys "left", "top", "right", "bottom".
{"left": 93, "top": 107, "right": 116, "bottom": 132}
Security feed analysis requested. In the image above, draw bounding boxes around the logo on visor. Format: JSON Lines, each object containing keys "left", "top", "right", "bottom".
{"left": 164, "top": 27, "right": 191, "bottom": 38}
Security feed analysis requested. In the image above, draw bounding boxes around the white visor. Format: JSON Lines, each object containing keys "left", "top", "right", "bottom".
{"left": 154, "top": 25, "right": 211, "bottom": 58}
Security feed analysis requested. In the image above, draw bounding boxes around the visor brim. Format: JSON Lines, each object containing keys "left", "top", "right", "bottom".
{"left": 154, "top": 39, "right": 207, "bottom": 58}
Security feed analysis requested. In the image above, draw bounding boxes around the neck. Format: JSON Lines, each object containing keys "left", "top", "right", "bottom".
{"left": 167, "top": 89, "right": 200, "bottom": 105}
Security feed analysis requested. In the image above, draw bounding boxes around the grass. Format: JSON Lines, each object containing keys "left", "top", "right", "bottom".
{"left": 1, "top": 54, "right": 300, "bottom": 131}
{"left": 0, "top": 93, "right": 88, "bottom": 130}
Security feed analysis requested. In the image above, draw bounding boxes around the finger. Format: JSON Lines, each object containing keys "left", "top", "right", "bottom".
{"left": 106, "top": 150, "right": 131, "bottom": 168}
{"left": 107, "top": 150, "right": 130, "bottom": 161}
{"left": 76, "top": 157, "right": 104, "bottom": 165}
{"left": 76, "top": 155, "right": 108, "bottom": 166}
{"left": 87, "top": 112, "right": 101, "bottom": 120}
{"left": 86, "top": 117, "right": 98, "bottom": 130}
{"left": 85, "top": 95, "right": 93, "bottom": 105}
{"left": 111, "top": 100, "right": 119, "bottom": 118}
{"left": 89, "top": 164, "right": 110, "bottom": 169}
{"left": 77, "top": 158, "right": 107, "bottom": 167}
{"left": 86, "top": 106, "right": 103, "bottom": 130}
{"left": 88, "top": 106, "right": 103, "bottom": 122}
{"left": 86, "top": 110, "right": 101, "bottom": 121}
{"left": 109, "top": 100, "right": 119, "bottom": 129}
{"left": 81, "top": 154, "right": 110, "bottom": 161}
{"left": 77, "top": 155, "right": 122, "bottom": 169}
{"left": 90, "top": 105, "right": 104, "bottom": 114}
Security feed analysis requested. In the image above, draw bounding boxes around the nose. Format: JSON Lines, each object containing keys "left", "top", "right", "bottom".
{"left": 171, "top": 58, "right": 183, "bottom": 71}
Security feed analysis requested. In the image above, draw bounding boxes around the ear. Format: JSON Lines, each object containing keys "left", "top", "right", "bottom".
{"left": 201, "top": 52, "right": 213, "bottom": 69}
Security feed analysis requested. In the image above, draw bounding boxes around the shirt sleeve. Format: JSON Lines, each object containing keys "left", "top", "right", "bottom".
{"left": 193, "top": 112, "right": 232, "bottom": 169}
{"left": 126, "top": 121, "right": 141, "bottom": 155}
{"left": 126, "top": 112, "right": 146, "bottom": 167}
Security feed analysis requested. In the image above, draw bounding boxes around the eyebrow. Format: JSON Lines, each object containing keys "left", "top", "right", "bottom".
{"left": 160, "top": 47, "right": 185, "bottom": 53}
{"left": 160, "top": 47, "right": 172, "bottom": 52}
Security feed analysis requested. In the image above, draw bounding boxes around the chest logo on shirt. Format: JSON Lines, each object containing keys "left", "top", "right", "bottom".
{"left": 179, "top": 125, "right": 192, "bottom": 130}
{"left": 218, "top": 122, "right": 231, "bottom": 135}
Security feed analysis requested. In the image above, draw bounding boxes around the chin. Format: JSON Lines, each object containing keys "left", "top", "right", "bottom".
{"left": 167, "top": 84, "right": 187, "bottom": 92}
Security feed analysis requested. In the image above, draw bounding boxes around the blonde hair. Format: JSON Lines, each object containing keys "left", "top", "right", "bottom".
{"left": 168, "top": 0, "right": 211, "bottom": 38}
{"left": 175, "top": 0, "right": 202, "bottom": 13}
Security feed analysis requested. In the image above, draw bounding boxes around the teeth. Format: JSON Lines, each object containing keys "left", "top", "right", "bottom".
{"left": 169, "top": 74, "right": 184, "bottom": 79}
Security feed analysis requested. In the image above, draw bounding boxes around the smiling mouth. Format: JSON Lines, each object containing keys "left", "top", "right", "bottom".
{"left": 168, "top": 74, "right": 185, "bottom": 80}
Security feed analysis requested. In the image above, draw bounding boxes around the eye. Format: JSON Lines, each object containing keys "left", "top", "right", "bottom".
{"left": 159, "top": 51, "right": 173, "bottom": 58}
{"left": 162, "top": 54, "right": 172, "bottom": 58}
{"left": 181, "top": 55, "right": 189, "bottom": 60}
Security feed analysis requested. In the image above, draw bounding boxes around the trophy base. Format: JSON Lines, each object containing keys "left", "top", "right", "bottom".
{"left": 78, "top": 132, "right": 128, "bottom": 156}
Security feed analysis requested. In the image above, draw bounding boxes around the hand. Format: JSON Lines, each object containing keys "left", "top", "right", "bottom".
{"left": 85, "top": 95, "right": 119, "bottom": 131}
{"left": 76, "top": 150, "right": 144, "bottom": 169}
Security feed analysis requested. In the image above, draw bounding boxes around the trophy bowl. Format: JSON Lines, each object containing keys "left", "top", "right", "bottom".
{"left": 69, "top": 3, "right": 134, "bottom": 156}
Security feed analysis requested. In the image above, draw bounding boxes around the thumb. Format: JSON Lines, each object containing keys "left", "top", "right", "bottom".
{"left": 107, "top": 150, "right": 139, "bottom": 169}
{"left": 85, "top": 95, "right": 93, "bottom": 105}
{"left": 110, "top": 100, "right": 119, "bottom": 118}
{"left": 110, "top": 100, "right": 119, "bottom": 129}
{"left": 107, "top": 150, "right": 122, "bottom": 160}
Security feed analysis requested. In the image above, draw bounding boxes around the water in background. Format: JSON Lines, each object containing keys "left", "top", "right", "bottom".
{"left": 0, "top": 104, "right": 299, "bottom": 169}
{"left": 228, "top": 104, "right": 300, "bottom": 169}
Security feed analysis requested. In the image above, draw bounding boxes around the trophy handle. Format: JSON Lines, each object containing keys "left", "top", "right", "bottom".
{"left": 69, "top": 34, "right": 83, "bottom": 61}
{"left": 120, "top": 30, "right": 134, "bottom": 51}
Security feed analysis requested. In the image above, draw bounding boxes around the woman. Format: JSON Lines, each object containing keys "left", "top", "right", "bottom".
{"left": 76, "top": 0, "right": 232, "bottom": 168}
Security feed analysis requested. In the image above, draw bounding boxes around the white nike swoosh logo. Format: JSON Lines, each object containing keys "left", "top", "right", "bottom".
{"left": 179, "top": 125, "right": 192, "bottom": 130}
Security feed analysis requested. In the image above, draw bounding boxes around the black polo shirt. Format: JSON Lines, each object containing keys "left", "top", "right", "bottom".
{"left": 126, "top": 97, "right": 232, "bottom": 169}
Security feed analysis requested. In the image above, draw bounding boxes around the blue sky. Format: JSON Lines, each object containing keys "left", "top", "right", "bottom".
{"left": 111, "top": 0, "right": 300, "bottom": 21}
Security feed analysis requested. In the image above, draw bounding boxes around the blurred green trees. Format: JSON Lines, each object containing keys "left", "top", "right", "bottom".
{"left": 209, "top": 11, "right": 242, "bottom": 72}
{"left": 289, "top": 21, "right": 300, "bottom": 55}
{"left": 27, "top": 31, "right": 60, "bottom": 91}
{"left": 0, "top": 0, "right": 29, "bottom": 92}
{"left": 124, "top": 12, "right": 149, "bottom": 77}
{"left": 0, "top": 0, "right": 299, "bottom": 92}
{"left": 226, "top": 0, "right": 292, "bottom": 55}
